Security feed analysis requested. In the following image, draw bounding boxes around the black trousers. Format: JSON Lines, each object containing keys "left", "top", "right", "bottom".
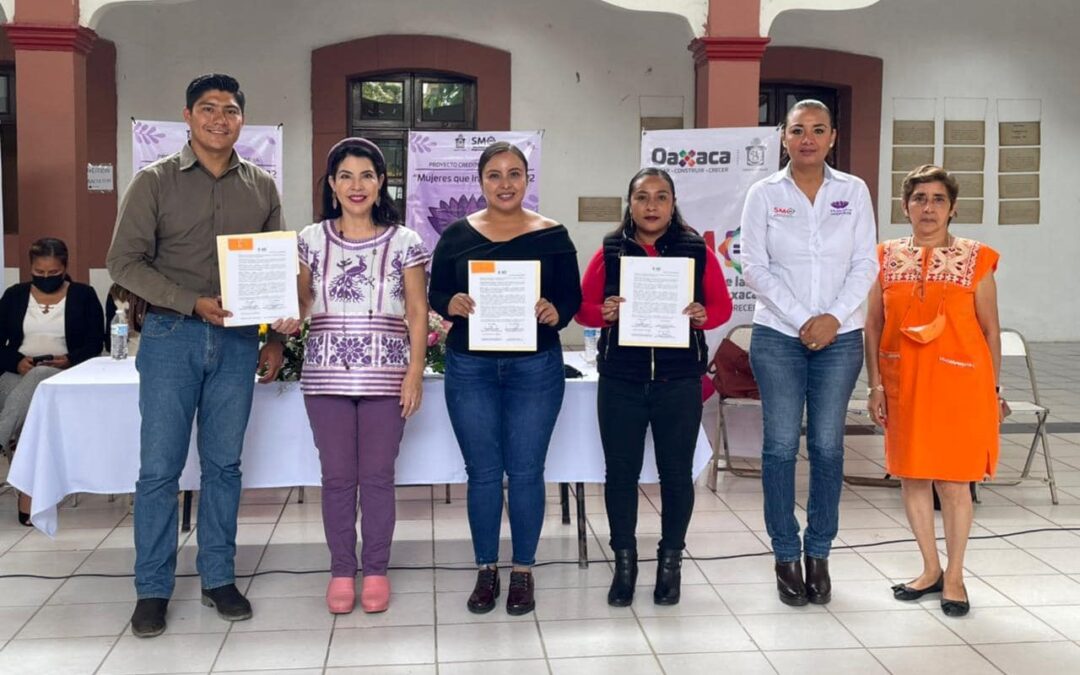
{"left": 597, "top": 374, "right": 702, "bottom": 551}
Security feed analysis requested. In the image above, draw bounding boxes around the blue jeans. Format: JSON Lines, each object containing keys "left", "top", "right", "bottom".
{"left": 749, "top": 325, "right": 863, "bottom": 562}
{"left": 444, "top": 347, "right": 565, "bottom": 566}
{"left": 133, "top": 313, "right": 259, "bottom": 599}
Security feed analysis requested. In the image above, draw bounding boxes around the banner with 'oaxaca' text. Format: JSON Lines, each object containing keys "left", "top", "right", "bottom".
{"left": 132, "top": 120, "right": 284, "bottom": 196}
{"left": 405, "top": 131, "right": 543, "bottom": 255}
{"left": 639, "top": 128, "right": 780, "bottom": 341}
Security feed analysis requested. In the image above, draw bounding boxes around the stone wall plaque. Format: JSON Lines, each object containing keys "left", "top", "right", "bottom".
{"left": 943, "top": 120, "right": 985, "bottom": 145}
{"left": 998, "top": 174, "right": 1040, "bottom": 199}
{"left": 998, "top": 121, "right": 1041, "bottom": 146}
{"left": 999, "top": 147, "right": 1040, "bottom": 173}
{"left": 943, "top": 146, "right": 985, "bottom": 172}
{"left": 998, "top": 200, "right": 1040, "bottom": 225}
{"left": 578, "top": 197, "right": 623, "bottom": 223}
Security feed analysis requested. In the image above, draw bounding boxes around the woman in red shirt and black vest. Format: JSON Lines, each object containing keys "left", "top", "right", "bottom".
{"left": 577, "top": 168, "right": 732, "bottom": 606}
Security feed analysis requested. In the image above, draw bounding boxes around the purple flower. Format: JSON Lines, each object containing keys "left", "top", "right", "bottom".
{"left": 427, "top": 194, "right": 487, "bottom": 234}
{"left": 329, "top": 334, "right": 372, "bottom": 367}
{"left": 381, "top": 335, "right": 409, "bottom": 366}
{"left": 304, "top": 333, "right": 326, "bottom": 365}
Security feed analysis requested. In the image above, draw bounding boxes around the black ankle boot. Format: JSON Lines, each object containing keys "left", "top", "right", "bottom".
{"left": 607, "top": 549, "right": 638, "bottom": 607}
{"left": 804, "top": 555, "right": 831, "bottom": 605}
{"left": 653, "top": 548, "right": 682, "bottom": 605}
{"left": 775, "top": 560, "right": 808, "bottom": 606}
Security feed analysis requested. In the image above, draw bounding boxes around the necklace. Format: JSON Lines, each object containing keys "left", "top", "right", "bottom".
{"left": 38, "top": 302, "right": 53, "bottom": 314}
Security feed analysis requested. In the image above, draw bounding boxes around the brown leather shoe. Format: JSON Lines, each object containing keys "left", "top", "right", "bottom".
{"left": 467, "top": 567, "right": 500, "bottom": 614}
{"left": 775, "top": 560, "right": 808, "bottom": 606}
{"left": 506, "top": 570, "right": 535, "bottom": 616}
{"left": 804, "top": 555, "right": 831, "bottom": 605}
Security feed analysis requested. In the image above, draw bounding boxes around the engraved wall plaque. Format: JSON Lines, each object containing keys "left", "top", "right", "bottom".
{"left": 999, "top": 147, "right": 1040, "bottom": 173}
{"left": 892, "top": 146, "right": 934, "bottom": 172}
{"left": 952, "top": 199, "right": 983, "bottom": 224}
{"left": 998, "top": 121, "right": 1041, "bottom": 146}
{"left": 578, "top": 197, "right": 623, "bottom": 222}
{"left": 943, "top": 120, "right": 985, "bottom": 145}
{"left": 943, "top": 146, "right": 985, "bottom": 172}
{"left": 998, "top": 174, "right": 1039, "bottom": 199}
{"left": 893, "top": 120, "right": 935, "bottom": 146}
{"left": 998, "top": 200, "right": 1039, "bottom": 225}
{"left": 952, "top": 173, "right": 984, "bottom": 199}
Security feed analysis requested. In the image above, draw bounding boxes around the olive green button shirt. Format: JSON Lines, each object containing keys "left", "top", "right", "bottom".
{"left": 107, "top": 143, "right": 283, "bottom": 315}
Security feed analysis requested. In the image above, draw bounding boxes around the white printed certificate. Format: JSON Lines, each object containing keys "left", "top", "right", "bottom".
{"left": 217, "top": 231, "right": 300, "bottom": 327}
{"left": 618, "top": 257, "right": 693, "bottom": 348}
{"left": 468, "top": 260, "right": 540, "bottom": 351}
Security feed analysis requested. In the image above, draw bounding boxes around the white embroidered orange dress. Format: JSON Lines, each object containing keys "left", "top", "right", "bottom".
{"left": 877, "top": 236, "right": 1000, "bottom": 480}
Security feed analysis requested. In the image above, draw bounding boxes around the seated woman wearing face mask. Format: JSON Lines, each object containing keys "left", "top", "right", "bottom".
{"left": 0, "top": 238, "right": 106, "bottom": 525}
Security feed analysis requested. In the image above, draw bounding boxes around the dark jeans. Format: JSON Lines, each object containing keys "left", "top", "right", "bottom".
{"left": 749, "top": 325, "right": 863, "bottom": 562}
{"left": 134, "top": 313, "right": 259, "bottom": 599}
{"left": 444, "top": 347, "right": 565, "bottom": 566}
{"left": 598, "top": 375, "right": 702, "bottom": 552}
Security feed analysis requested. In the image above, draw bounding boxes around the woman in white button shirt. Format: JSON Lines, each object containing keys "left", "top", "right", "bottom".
{"left": 739, "top": 100, "right": 878, "bottom": 607}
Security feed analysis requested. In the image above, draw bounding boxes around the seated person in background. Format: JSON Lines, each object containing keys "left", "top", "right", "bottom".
{"left": 0, "top": 237, "right": 106, "bottom": 525}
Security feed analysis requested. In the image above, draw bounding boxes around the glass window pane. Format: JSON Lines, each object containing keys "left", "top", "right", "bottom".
{"left": 759, "top": 91, "right": 769, "bottom": 126}
{"left": 370, "top": 138, "right": 405, "bottom": 182}
{"left": 354, "top": 81, "right": 404, "bottom": 122}
{"left": 421, "top": 82, "right": 467, "bottom": 123}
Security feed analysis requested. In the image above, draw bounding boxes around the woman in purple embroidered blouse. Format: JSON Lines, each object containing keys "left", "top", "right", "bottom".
{"left": 297, "top": 138, "right": 429, "bottom": 615}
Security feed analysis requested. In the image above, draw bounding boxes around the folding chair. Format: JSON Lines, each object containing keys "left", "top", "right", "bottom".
{"left": 981, "top": 328, "right": 1058, "bottom": 504}
{"left": 710, "top": 324, "right": 763, "bottom": 483}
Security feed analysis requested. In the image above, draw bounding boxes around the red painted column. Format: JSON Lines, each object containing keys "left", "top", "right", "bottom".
{"left": 689, "top": 0, "right": 769, "bottom": 128}
{"left": 3, "top": 19, "right": 96, "bottom": 280}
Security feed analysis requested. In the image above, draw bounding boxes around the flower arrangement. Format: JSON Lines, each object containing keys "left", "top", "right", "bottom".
{"left": 259, "top": 321, "right": 308, "bottom": 382}
{"left": 426, "top": 311, "right": 451, "bottom": 374}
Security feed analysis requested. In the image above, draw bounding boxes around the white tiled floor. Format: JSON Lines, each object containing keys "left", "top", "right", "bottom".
{"left": 1, "top": 342, "right": 1080, "bottom": 673}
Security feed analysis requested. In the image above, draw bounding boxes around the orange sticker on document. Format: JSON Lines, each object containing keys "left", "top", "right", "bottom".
{"left": 228, "top": 238, "right": 254, "bottom": 251}
{"left": 470, "top": 261, "right": 496, "bottom": 274}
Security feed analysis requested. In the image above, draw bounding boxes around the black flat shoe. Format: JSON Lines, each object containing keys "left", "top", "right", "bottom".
{"left": 17, "top": 510, "right": 31, "bottom": 527}
{"left": 653, "top": 548, "right": 682, "bottom": 606}
{"left": 130, "top": 598, "right": 169, "bottom": 638}
{"left": 775, "top": 560, "right": 808, "bottom": 607}
{"left": 467, "top": 567, "right": 500, "bottom": 614}
{"left": 892, "top": 573, "right": 944, "bottom": 601}
{"left": 201, "top": 583, "right": 252, "bottom": 621}
{"left": 941, "top": 585, "right": 970, "bottom": 617}
{"left": 506, "top": 570, "right": 535, "bottom": 616}
{"left": 607, "top": 549, "right": 637, "bottom": 607}
{"left": 805, "top": 555, "right": 831, "bottom": 605}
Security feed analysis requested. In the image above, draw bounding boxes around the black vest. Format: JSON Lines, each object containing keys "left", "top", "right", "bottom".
{"left": 597, "top": 225, "right": 709, "bottom": 382}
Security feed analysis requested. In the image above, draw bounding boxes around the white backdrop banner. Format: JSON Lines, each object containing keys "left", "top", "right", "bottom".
{"left": 639, "top": 128, "right": 780, "bottom": 341}
{"left": 131, "top": 120, "right": 284, "bottom": 195}
{"left": 405, "top": 131, "right": 543, "bottom": 255}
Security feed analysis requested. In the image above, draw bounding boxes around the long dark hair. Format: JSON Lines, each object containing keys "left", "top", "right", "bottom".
{"left": 320, "top": 138, "right": 400, "bottom": 226}
{"left": 613, "top": 168, "right": 694, "bottom": 237}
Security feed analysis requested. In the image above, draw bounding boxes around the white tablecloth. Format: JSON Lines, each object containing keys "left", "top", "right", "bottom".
{"left": 9, "top": 353, "right": 712, "bottom": 536}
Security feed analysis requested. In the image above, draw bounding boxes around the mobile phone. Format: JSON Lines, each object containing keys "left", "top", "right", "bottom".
{"left": 31, "top": 354, "right": 54, "bottom": 365}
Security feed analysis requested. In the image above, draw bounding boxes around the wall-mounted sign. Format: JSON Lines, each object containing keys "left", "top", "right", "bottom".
{"left": 87, "top": 164, "right": 114, "bottom": 193}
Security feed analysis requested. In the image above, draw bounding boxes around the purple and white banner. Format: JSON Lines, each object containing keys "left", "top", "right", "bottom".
{"left": 131, "top": 120, "right": 284, "bottom": 195}
{"left": 405, "top": 131, "right": 543, "bottom": 254}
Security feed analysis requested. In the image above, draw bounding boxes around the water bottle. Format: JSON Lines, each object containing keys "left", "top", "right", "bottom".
{"left": 583, "top": 327, "right": 600, "bottom": 365}
{"left": 110, "top": 308, "right": 129, "bottom": 360}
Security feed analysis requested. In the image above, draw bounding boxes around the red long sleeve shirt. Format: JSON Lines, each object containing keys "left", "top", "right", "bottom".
{"left": 575, "top": 244, "right": 733, "bottom": 330}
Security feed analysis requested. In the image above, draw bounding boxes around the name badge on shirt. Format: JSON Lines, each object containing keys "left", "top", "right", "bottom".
{"left": 829, "top": 200, "right": 853, "bottom": 216}
{"left": 772, "top": 206, "right": 796, "bottom": 218}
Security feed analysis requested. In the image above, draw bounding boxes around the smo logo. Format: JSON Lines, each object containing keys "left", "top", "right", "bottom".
{"left": 650, "top": 147, "right": 731, "bottom": 168}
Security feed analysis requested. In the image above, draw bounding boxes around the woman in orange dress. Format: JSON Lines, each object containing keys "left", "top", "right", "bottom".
{"left": 864, "top": 164, "right": 1004, "bottom": 618}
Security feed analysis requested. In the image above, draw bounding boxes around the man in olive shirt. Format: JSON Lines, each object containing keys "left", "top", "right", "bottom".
{"left": 107, "top": 74, "right": 297, "bottom": 638}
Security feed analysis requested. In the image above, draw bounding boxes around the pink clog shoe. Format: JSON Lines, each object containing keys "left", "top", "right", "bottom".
{"left": 360, "top": 575, "right": 390, "bottom": 613}
{"left": 326, "top": 577, "right": 356, "bottom": 614}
